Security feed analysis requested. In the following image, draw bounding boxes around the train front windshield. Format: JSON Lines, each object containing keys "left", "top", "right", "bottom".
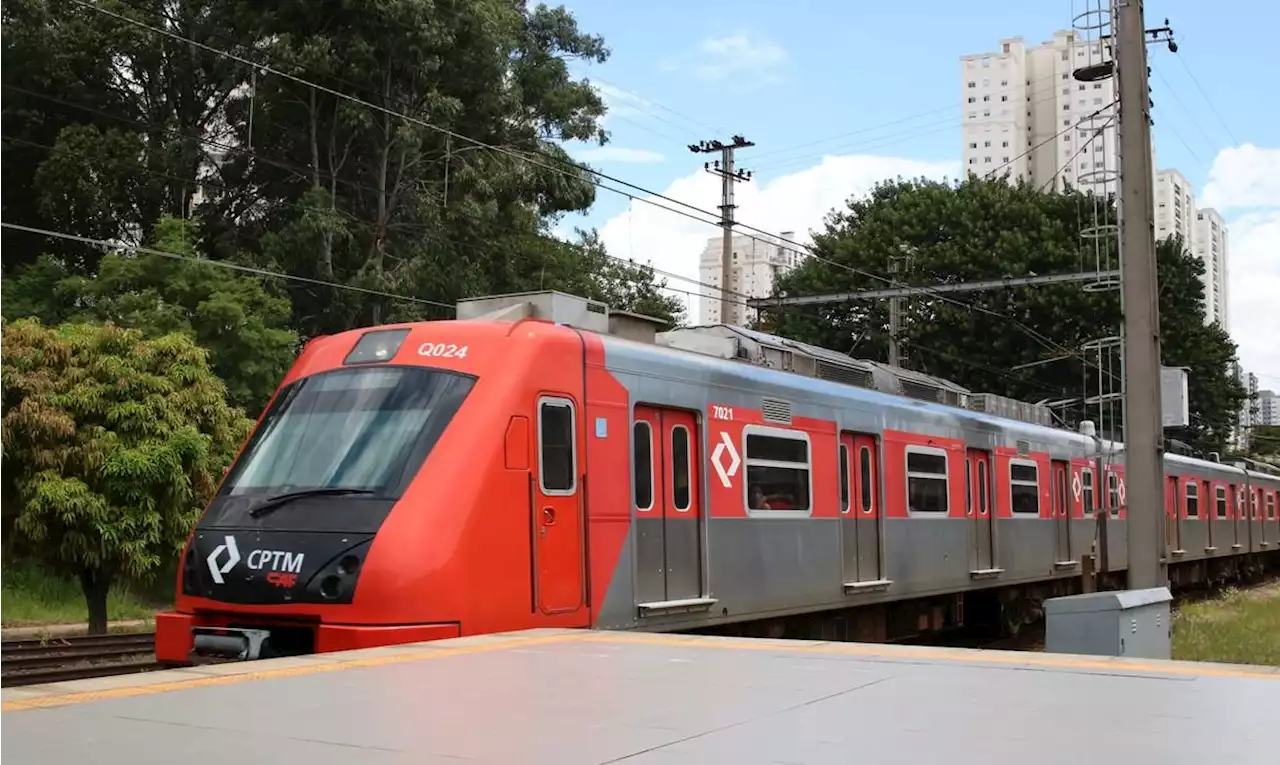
{"left": 221, "top": 366, "right": 475, "bottom": 499}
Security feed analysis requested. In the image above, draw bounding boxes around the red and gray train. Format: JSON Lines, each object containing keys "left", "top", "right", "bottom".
{"left": 156, "top": 292, "right": 1280, "bottom": 663}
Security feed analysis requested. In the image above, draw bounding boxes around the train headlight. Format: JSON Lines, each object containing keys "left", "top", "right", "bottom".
{"left": 344, "top": 329, "right": 410, "bottom": 365}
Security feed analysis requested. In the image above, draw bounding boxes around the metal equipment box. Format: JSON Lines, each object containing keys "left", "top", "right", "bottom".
{"left": 1043, "top": 587, "right": 1173, "bottom": 660}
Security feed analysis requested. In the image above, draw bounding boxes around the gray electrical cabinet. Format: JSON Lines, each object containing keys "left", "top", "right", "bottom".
{"left": 1044, "top": 587, "right": 1173, "bottom": 660}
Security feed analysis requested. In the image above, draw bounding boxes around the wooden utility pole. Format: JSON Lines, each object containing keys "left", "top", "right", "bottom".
{"left": 690, "top": 136, "right": 754, "bottom": 325}
{"left": 1112, "top": 0, "right": 1167, "bottom": 590}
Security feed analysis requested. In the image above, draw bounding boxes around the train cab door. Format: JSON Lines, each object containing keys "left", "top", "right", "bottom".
{"left": 633, "top": 405, "right": 704, "bottom": 606}
{"left": 966, "top": 449, "right": 996, "bottom": 573}
{"left": 1052, "top": 460, "right": 1071, "bottom": 564}
{"left": 533, "top": 395, "right": 584, "bottom": 615}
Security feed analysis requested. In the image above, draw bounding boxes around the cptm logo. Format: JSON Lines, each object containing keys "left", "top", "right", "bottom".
{"left": 206, "top": 535, "right": 306, "bottom": 588}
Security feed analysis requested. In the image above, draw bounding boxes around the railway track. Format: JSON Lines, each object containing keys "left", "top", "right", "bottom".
{"left": 1, "top": 632, "right": 164, "bottom": 688}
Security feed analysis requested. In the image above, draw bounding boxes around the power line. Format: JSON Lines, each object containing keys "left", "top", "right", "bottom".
{"left": 0, "top": 222, "right": 456, "bottom": 310}
{"left": 62, "top": 0, "right": 1116, "bottom": 377}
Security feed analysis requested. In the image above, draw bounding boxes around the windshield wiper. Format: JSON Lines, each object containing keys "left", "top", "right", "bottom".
{"left": 248, "top": 487, "right": 377, "bottom": 518}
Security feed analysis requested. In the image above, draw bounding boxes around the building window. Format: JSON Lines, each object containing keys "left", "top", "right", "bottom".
{"left": 968, "top": 81, "right": 976, "bottom": 88}
{"left": 1185, "top": 481, "right": 1199, "bottom": 518}
{"left": 1002, "top": 156, "right": 1009, "bottom": 163}
{"left": 968, "top": 158, "right": 976, "bottom": 165}
{"left": 983, "top": 111, "right": 990, "bottom": 117}
{"left": 1000, "top": 79, "right": 1008, "bottom": 86}
{"left": 1062, "top": 87, "right": 1069, "bottom": 95}
{"left": 1063, "top": 105, "right": 1070, "bottom": 111}
{"left": 984, "top": 140, "right": 991, "bottom": 147}
{"left": 1002, "top": 141, "right": 1009, "bottom": 148}
{"left": 969, "top": 142, "right": 978, "bottom": 149}
{"left": 906, "top": 447, "right": 949, "bottom": 514}
{"left": 744, "top": 427, "right": 811, "bottom": 514}
{"left": 984, "top": 157, "right": 992, "bottom": 163}
{"left": 983, "top": 57, "right": 990, "bottom": 67}
{"left": 983, "top": 95, "right": 990, "bottom": 102}
{"left": 968, "top": 96, "right": 976, "bottom": 103}
{"left": 632, "top": 421, "right": 653, "bottom": 511}
{"left": 1010, "top": 460, "right": 1039, "bottom": 514}
{"left": 1001, "top": 95, "right": 1008, "bottom": 102}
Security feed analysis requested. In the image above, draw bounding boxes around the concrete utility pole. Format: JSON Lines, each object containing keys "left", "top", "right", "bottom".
{"left": 690, "top": 136, "right": 754, "bottom": 325}
{"left": 886, "top": 251, "right": 912, "bottom": 369}
{"left": 1113, "top": 0, "right": 1167, "bottom": 590}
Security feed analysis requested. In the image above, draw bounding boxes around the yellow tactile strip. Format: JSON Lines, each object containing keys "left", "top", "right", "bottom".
{"left": 4, "top": 629, "right": 1275, "bottom": 713}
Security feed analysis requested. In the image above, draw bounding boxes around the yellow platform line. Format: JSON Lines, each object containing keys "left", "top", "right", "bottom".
{"left": 1, "top": 632, "right": 585, "bottom": 713}
{"left": 583, "top": 632, "right": 1280, "bottom": 681}
{"left": 6, "top": 628, "right": 1274, "bottom": 713}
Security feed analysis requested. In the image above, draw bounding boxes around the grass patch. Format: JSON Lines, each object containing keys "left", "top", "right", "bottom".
{"left": 1172, "top": 582, "right": 1280, "bottom": 666}
{"left": 2, "top": 563, "right": 160, "bottom": 628}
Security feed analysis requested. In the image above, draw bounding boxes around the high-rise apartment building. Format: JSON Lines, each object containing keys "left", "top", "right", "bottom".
{"left": 698, "top": 231, "right": 805, "bottom": 326}
{"left": 960, "top": 31, "right": 1117, "bottom": 194}
{"left": 1233, "top": 366, "right": 1258, "bottom": 450}
{"left": 1155, "top": 168, "right": 1196, "bottom": 245}
{"left": 1195, "top": 208, "right": 1229, "bottom": 329}
{"left": 1259, "top": 390, "right": 1280, "bottom": 428}
{"left": 962, "top": 35, "right": 1232, "bottom": 331}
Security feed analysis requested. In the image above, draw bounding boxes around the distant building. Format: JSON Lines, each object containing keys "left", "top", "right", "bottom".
{"left": 1259, "top": 389, "right": 1279, "bottom": 427}
{"left": 1194, "top": 208, "right": 1229, "bottom": 329}
{"left": 1232, "top": 366, "right": 1258, "bottom": 450}
{"left": 960, "top": 31, "right": 1117, "bottom": 194}
{"left": 1155, "top": 169, "right": 1196, "bottom": 246}
{"left": 698, "top": 231, "right": 805, "bottom": 326}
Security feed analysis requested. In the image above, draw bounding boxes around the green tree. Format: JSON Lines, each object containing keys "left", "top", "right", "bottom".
{"left": 763, "top": 176, "right": 1245, "bottom": 452}
{"left": 3, "top": 216, "right": 298, "bottom": 414}
{"left": 212, "top": 0, "right": 626, "bottom": 335}
{"left": 1, "top": 319, "right": 252, "bottom": 633}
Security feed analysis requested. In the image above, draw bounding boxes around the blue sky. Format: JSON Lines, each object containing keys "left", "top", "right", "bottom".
{"left": 550, "top": 0, "right": 1280, "bottom": 381}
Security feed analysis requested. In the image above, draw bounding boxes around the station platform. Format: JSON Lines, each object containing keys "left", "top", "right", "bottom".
{"left": 4, "top": 628, "right": 1277, "bottom": 764}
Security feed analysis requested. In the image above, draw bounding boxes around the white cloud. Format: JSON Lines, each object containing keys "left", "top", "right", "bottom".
{"left": 596, "top": 154, "right": 960, "bottom": 320}
{"left": 1224, "top": 210, "right": 1280, "bottom": 380}
{"left": 1201, "top": 145, "right": 1280, "bottom": 210}
{"left": 662, "top": 31, "right": 787, "bottom": 85}
{"left": 572, "top": 146, "right": 665, "bottom": 164}
{"left": 1197, "top": 144, "right": 1280, "bottom": 380}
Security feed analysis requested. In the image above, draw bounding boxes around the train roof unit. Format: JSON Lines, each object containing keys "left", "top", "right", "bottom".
{"left": 457, "top": 289, "right": 1061, "bottom": 432}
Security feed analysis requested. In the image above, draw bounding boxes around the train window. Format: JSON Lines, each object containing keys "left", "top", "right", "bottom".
{"left": 671, "top": 426, "right": 691, "bottom": 511}
{"left": 977, "top": 460, "right": 989, "bottom": 514}
{"left": 538, "top": 398, "right": 576, "bottom": 494}
{"left": 965, "top": 460, "right": 972, "bottom": 516}
{"left": 1251, "top": 491, "right": 1258, "bottom": 519}
{"left": 1107, "top": 471, "right": 1120, "bottom": 509}
{"left": 1081, "top": 468, "right": 1095, "bottom": 514}
{"left": 220, "top": 366, "right": 477, "bottom": 499}
{"left": 839, "top": 444, "right": 851, "bottom": 514}
{"left": 1010, "top": 460, "right": 1039, "bottom": 515}
{"left": 1185, "top": 481, "right": 1199, "bottom": 518}
{"left": 859, "top": 447, "right": 874, "bottom": 514}
{"left": 744, "top": 427, "right": 811, "bottom": 515}
{"left": 1215, "top": 486, "right": 1228, "bottom": 519}
{"left": 632, "top": 421, "right": 653, "bottom": 511}
{"left": 1269, "top": 494, "right": 1276, "bottom": 520}
{"left": 905, "top": 447, "right": 948, "bottom": 514}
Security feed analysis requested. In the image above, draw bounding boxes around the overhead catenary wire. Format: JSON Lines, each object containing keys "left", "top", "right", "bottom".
{"left": 0, "top": 222, "right": 458, "bottom": 310}
{"left": 62, "top": 0, "right": 1121, "bottom": 378}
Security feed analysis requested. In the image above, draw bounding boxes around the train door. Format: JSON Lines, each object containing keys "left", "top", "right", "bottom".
{"left": 1052, "top": 460, "right": 1071, "bottom": 563}
{"left": 852, "top": 434, "right": 883, "bottom": 582}
{"left": 1233, "top": 484, "right": 1245, "bottom": 550}
{"left": 966, "top": 449, "right": 996, "bottom": 573}
{"left": 1165, "top": 475, "right": 1181, "bottom": 552}
{"left": 633, "top": 405, "right": 704, "bottom": 604}
{"left": 533, "top": 396, "right": 584, "bottom": 614}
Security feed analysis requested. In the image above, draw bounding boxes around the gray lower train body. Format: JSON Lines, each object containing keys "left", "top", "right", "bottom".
{"left": 586, "top": 331, "right": 1280, "bottom": 636}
